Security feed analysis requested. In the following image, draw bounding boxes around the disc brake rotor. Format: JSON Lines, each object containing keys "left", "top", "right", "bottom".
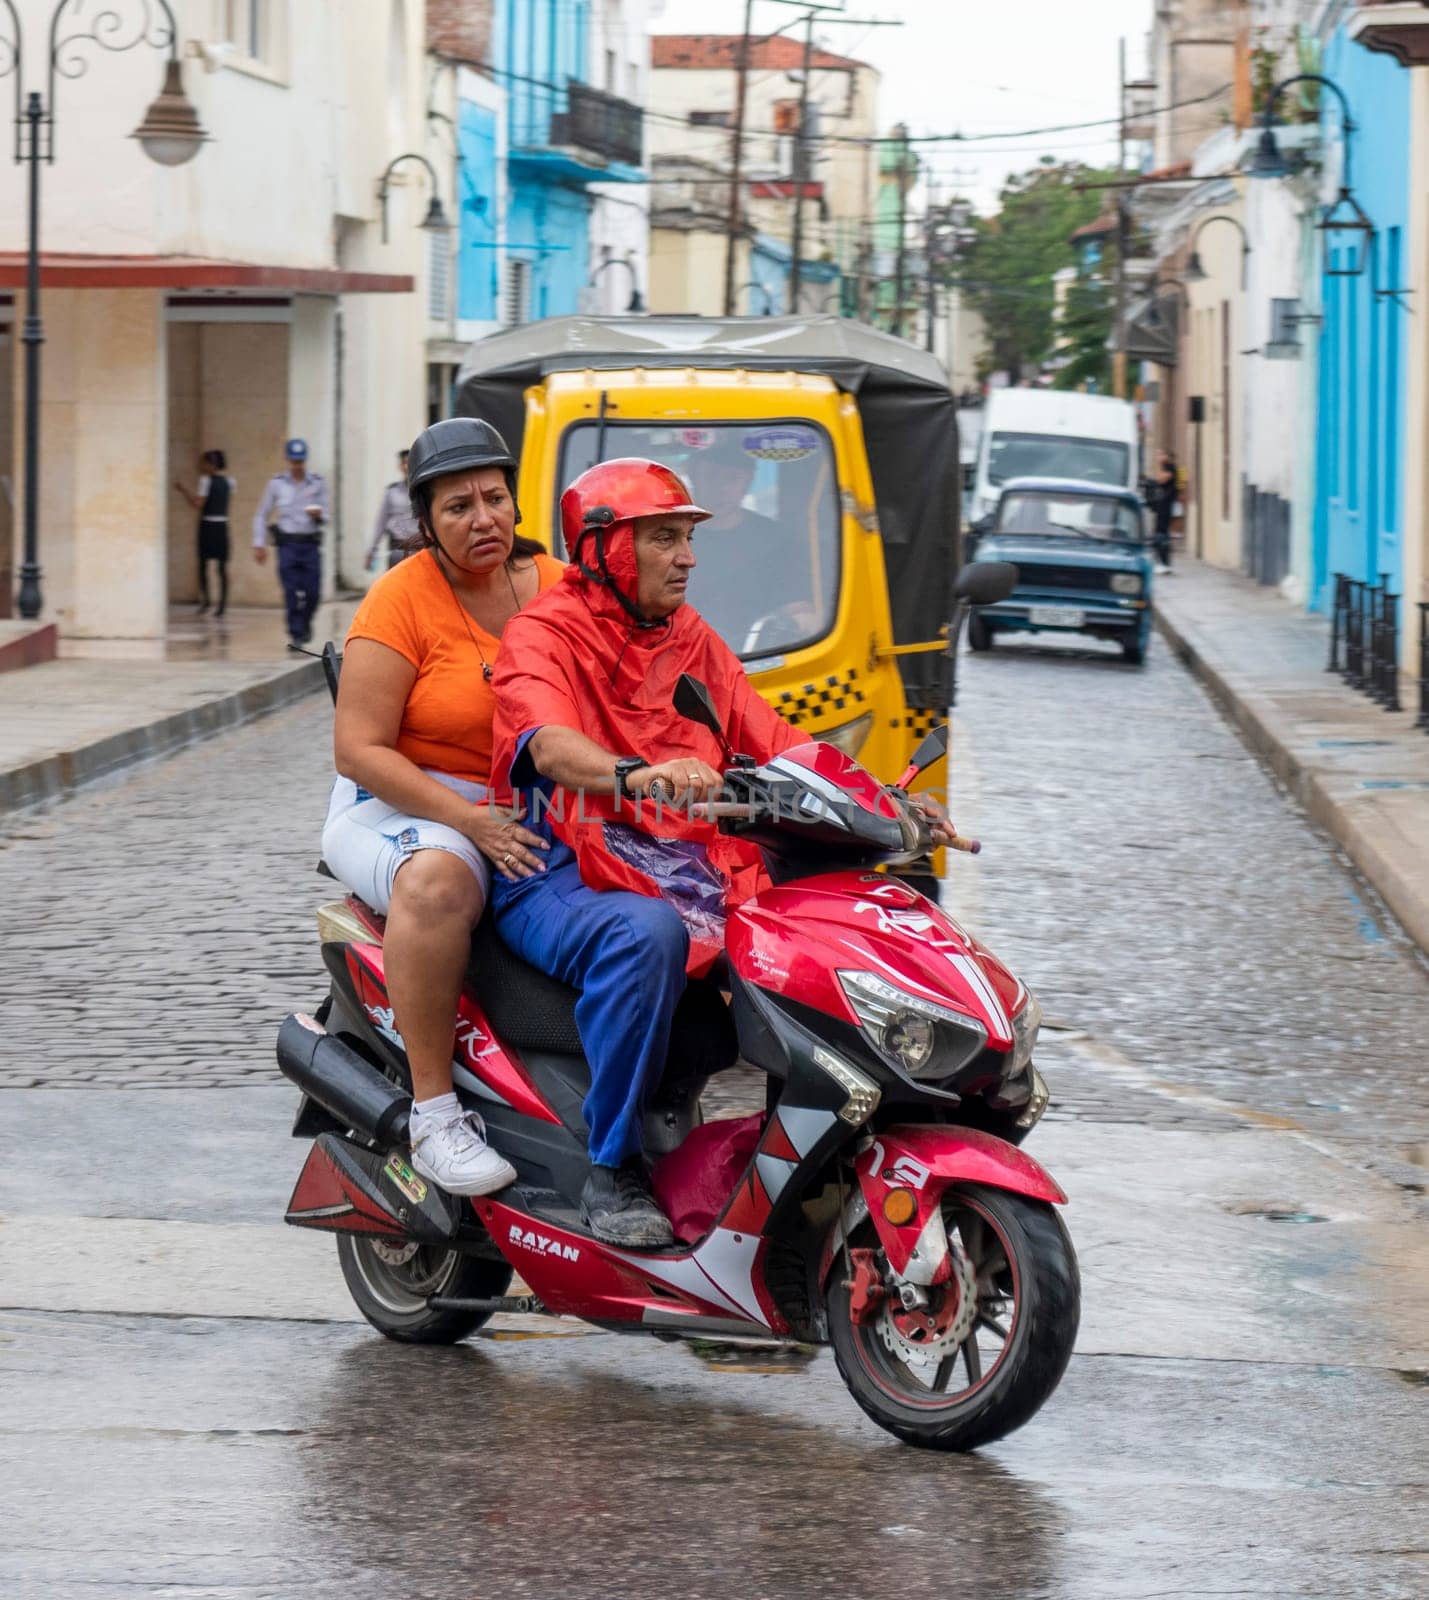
{"left": 876, "top": 1241, "right": 978, "bottom": 1372}
{"left": 370, "top": 1239, "right": 421, "bottom": 1268}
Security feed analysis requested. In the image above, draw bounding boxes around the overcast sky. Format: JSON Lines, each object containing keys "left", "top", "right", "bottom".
{"left": 649, "top": 0, "right": 1155, "bottom": 211}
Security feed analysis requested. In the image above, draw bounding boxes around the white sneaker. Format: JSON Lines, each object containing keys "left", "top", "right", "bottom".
{"left": 408, "top": 1107, "right": 516, "bottom": 1197}
{"left": 1156, "top": 564, "right": 1173, "bottom": 576}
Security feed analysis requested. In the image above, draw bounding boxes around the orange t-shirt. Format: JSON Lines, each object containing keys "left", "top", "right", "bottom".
{"left": 346, "top": 548, "right": 565, "bottom": 783}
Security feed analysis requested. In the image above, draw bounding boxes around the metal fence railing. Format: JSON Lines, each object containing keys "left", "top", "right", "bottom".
{"left": 1419, "top": 602, "right": 1429, "bottom": 732}
{"left": 1327, "top": 571, "right": 1403, "bottom": 715}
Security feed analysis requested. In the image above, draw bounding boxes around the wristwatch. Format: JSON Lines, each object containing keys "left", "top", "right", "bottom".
{"left": 614, "top": 756, "right": 648, "bottom": 801}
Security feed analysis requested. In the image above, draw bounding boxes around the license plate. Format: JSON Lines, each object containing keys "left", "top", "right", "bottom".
{"left": 1029, "top": 605, "right": 1085, "bottom": 628}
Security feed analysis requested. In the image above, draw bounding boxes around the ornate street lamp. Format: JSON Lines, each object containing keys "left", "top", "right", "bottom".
{"left": 377, "top": 152, "right": 452, "bottom": 245}
{"left": 1184, "top": 213, "right": 1251, "bottom": 290}
{"left": 590, "top": 253, "right": 645, "bottom": 314}
{"left": 1140, "top": 275, "right": 1191, "bottom": 334}
{"left": 1248, "top": 72, "right": 1373, "bottom": 277}
{"left": 1, "top": 0, "right": 208, "bottom": 620}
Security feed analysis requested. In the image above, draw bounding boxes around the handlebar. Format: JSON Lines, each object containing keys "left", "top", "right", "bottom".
{"left": 688, "top": 789, "right": 982, "bottom": 855}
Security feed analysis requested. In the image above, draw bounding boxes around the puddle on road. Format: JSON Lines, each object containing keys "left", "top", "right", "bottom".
{"left": 683, "top": 1338, "right": 820, "bottom": 1376}
{"left": 1224, "top": 1202, "right": 1330, "bottom": 1224}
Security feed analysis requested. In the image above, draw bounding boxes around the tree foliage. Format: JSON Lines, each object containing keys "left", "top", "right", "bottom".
{"left": 1052, "top": 276, "right": 1112, "bottom": 393}
{"left": 959, "top": 159, "right": 1116, "bottom": 384}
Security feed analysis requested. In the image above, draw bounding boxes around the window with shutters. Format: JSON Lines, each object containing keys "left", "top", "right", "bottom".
{"left": 427, "top": 229, "right": 452, "bottom": 323}
{"left": 504, "top": 260, "right": 531, "bottom": 326}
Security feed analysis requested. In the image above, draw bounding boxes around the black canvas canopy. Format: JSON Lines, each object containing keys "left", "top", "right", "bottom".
{"left": 455, "top": 315, "right": 961, "bottom": 711}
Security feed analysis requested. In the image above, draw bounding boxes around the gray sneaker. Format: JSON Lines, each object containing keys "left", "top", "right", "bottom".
{"left": 580, "top": 1160, "right": 674, "bottom": 1248}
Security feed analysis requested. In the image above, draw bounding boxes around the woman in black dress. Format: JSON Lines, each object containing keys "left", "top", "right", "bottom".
{"left": 175, "top": 450, "right": 236, "bottom": 616}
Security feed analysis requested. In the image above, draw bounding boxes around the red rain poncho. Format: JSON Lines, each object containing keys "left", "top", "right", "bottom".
{"left": 490, "top": 531, "right": 806, "bottom": 975}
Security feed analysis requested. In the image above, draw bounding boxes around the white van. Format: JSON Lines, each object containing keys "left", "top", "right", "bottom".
{"left": 969, "top": 389, "right": 1140, "bottom": 528}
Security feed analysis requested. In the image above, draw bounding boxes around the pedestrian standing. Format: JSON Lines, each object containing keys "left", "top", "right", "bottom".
{"left": 364, "top": 448, "right": 419, "bottom": 572}
{"left": 174, "top": 449, "right": 236, "bottom": 617}
{"left": 252, "top": 438, "right": 330, "bottom": 652}
{"left": 1150, "top": 449, "right": 1180, "bottom": 575}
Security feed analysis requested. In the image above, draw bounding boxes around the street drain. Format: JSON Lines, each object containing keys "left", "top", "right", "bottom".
{"left": 1226, "top": 1203, "right": 1330, "bottom": 1224}
{"left": 1392, "top": 1369, "right": 1428, "bottom": 1389}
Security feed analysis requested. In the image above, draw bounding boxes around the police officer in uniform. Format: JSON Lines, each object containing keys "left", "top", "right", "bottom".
{"left": 253, "top": 438, "right": 330, "bottom": 651}
{"left": 364, "top": 448, "right": 419, "bottom": 571}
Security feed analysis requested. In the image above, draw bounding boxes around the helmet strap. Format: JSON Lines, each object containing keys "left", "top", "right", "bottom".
{"left": 576, "top": 522, "right": 659, "bottom": 630}
{"left": 429, "top": 527, "right": 503, "bottom": 580}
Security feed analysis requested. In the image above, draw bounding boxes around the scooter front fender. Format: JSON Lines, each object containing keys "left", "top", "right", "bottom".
{"left": 852, "top": 1125, "right": 1067, "bottom": 1284}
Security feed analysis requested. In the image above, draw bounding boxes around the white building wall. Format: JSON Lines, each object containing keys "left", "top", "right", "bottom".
{"left": 587, "top": 0, "right": 656, "bottom": 314}
{"left": 0, "top": 0, "right": 431, "bottom": 631}
{"left": 1241, "top": 173, "right": 1316, "bottom": 597}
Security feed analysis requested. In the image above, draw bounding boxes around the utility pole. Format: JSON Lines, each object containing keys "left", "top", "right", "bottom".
{"left": 891, "top": 125, "right": 911, "bottom": 338}
{"left": 1112, "top": 36, "right": 1129, "bottom": 400}
{"left": 788, "top": 10, "right": 815, "bottom": 313}
{"left": 722, "top": 0, "right": 755, "bottom": 316}
{"left": 923, "top": 192, "right": 940, "bottom": 354}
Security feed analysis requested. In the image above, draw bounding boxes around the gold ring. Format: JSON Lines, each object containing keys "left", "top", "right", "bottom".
{"left": 502, "top": 852, "right": 514, "bottom": 867}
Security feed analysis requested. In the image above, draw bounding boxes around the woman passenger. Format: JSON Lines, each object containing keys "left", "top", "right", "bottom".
{"left": 322, "top": 418, "right": 561, "bottom": 1194}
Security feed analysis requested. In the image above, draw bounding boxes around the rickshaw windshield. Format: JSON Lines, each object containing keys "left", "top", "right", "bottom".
{"left": 558, "top": 420, "right": 841, "bottom": 659}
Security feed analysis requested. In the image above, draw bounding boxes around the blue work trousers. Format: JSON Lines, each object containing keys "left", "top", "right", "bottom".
{"left": 493, "top": 860, "right": 689, "bottom": 1167}
{"left": 276, "top": 538, "right": 322, "bottom": 642}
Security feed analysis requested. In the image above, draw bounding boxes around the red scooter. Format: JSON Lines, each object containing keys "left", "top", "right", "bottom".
{"left": 279, "top": 577, "right": 1078, "bottom": 1451}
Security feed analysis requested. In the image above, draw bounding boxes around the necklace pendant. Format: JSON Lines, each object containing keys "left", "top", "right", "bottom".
{"left": 482, "top": 662, "right": 493, "bottom": 681}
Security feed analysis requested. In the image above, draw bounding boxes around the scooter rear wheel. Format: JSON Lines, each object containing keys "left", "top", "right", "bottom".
{"left": 337, "top": 1235, "right": 513, "bottom": 1345}
{"left": 827, "top": 1183, "right": 1079, "bottom": 1451}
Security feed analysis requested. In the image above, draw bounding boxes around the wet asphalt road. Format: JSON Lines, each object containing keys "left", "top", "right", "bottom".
{"left": 1, "top": 628, "right": 1425, "bottom": 1598}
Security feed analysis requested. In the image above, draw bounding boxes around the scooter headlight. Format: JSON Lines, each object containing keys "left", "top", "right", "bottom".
{"left": 1009, "top": 991, "right": 1043, "bottom": 1075}
{"left": 837, "top": 969, "right": 988, "bottom": 1083}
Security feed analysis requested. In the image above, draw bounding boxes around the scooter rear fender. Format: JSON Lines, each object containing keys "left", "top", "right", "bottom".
{"left": 849, "top": 1125, "right": 1066, "bottom": 1285}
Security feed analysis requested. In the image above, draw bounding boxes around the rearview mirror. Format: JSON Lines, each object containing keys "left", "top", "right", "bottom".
{"left": 954, "top": 561, "right": 1018, "bottom": 607}
{"left": 908, "top": 723, "right": 949, "bottom": 776}
{"left": 674, "top": 673, "right": 724, "bottom": 737}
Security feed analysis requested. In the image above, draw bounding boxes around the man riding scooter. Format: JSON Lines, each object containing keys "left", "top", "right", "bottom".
{"left": 491, "top": 459, "right": 962, "bottom": 1249}
{"left": 489, "top": 459, "right": 807, "bottom": 1247}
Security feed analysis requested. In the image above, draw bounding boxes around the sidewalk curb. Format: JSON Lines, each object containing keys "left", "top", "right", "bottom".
{"left": 0, "top": 658, "right": 323, "bottom": 815}
{"left": 1153, "top": 602, "right": 1429, "bottom": 959}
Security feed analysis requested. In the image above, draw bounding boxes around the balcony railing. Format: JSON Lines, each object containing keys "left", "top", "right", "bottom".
{"left": 549, "top": 81, "right": 643, "bottom": 169}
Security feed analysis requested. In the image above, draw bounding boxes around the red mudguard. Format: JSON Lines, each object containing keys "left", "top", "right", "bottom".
{"left": 855, "top": 1126, "right": 1067, "bottom": 1281}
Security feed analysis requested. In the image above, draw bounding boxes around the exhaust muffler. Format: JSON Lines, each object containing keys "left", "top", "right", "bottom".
{"left": 276, "top": 1013, "right": 410, "bottom": 1149}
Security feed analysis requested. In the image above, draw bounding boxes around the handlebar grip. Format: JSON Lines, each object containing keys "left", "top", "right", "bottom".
{"left": 647, "top": 777, "right": 674, "bottom": 802}
{"left": 948, "top": 834, "right": 981, "bottom": 855}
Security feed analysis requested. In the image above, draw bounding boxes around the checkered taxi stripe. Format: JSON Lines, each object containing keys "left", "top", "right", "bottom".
{"left": 891, "top": 707, "right": 942, "bottom": 740}
{"left": 773, "top": 667, "right": 868, "bottom": 728}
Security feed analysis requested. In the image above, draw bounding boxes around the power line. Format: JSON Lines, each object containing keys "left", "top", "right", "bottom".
{"left": 471, "top": 57, "right": 1232, "bottom": 153}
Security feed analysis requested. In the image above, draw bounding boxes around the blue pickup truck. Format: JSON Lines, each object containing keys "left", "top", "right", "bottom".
{"left": 966, "top": 476, "right": 1154, "bottom": 666}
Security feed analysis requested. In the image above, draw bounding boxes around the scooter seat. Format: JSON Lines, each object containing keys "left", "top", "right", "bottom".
{"left": 466, "top": 916, "right": 585, "bottom": 1055}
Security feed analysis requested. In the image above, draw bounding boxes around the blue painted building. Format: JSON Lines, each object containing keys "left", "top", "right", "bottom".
{"left": 1309, "top": 15, "right": 1411, "bottom": 611}
{"left": 456, "top": 2, "right": 646, "bottom": 330}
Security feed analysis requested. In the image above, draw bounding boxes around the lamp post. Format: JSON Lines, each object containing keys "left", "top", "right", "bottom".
{"left": 1, "top": 0, "right": 208, "bottom": 621}
{"left": 377, "top": 152, "right": 452, "bottom": 245}
{"left": 1248, "top": 72, "right": 1373, "bottom": 276}
{"left": 1184, "top": 213, "right": 1250, "bottom": 290}
{"left": 590, "top": 253, "right": 645, "bottom": 313}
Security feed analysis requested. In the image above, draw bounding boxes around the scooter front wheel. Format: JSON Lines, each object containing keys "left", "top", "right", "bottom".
{"left": 827, "top": 1183, "right": 1079, "bottom": 1451}
{"left": 337, "top": 1234, "right": 513, "bottom": 1345}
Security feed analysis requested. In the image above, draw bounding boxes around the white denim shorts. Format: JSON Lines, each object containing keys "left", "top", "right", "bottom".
{"left": 321, "top": 770, "right": 492, "bottom": 916}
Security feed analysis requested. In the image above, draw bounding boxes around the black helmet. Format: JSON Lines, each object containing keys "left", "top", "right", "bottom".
{"left": 407, "top": 417, "right": 520, "bottom": 526}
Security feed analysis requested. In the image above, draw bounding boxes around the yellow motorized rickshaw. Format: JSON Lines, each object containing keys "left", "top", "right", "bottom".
{"left": 455, "top": 315, "right": 962, "bottom": 892}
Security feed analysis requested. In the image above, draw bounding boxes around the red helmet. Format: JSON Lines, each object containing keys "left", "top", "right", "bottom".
{"left": 560, "top": 458, "right": 710, "bottom": 554}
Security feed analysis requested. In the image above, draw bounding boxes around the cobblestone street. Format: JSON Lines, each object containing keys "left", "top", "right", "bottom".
{"left": 3, "top": 636, "right": 1425, "bottom": 1600}
{"left": 955, "top": 634, "right": 1429, "bottom": 1147}
{"left": 3, "top": 629, "right": 1424, "bottom": 1148}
